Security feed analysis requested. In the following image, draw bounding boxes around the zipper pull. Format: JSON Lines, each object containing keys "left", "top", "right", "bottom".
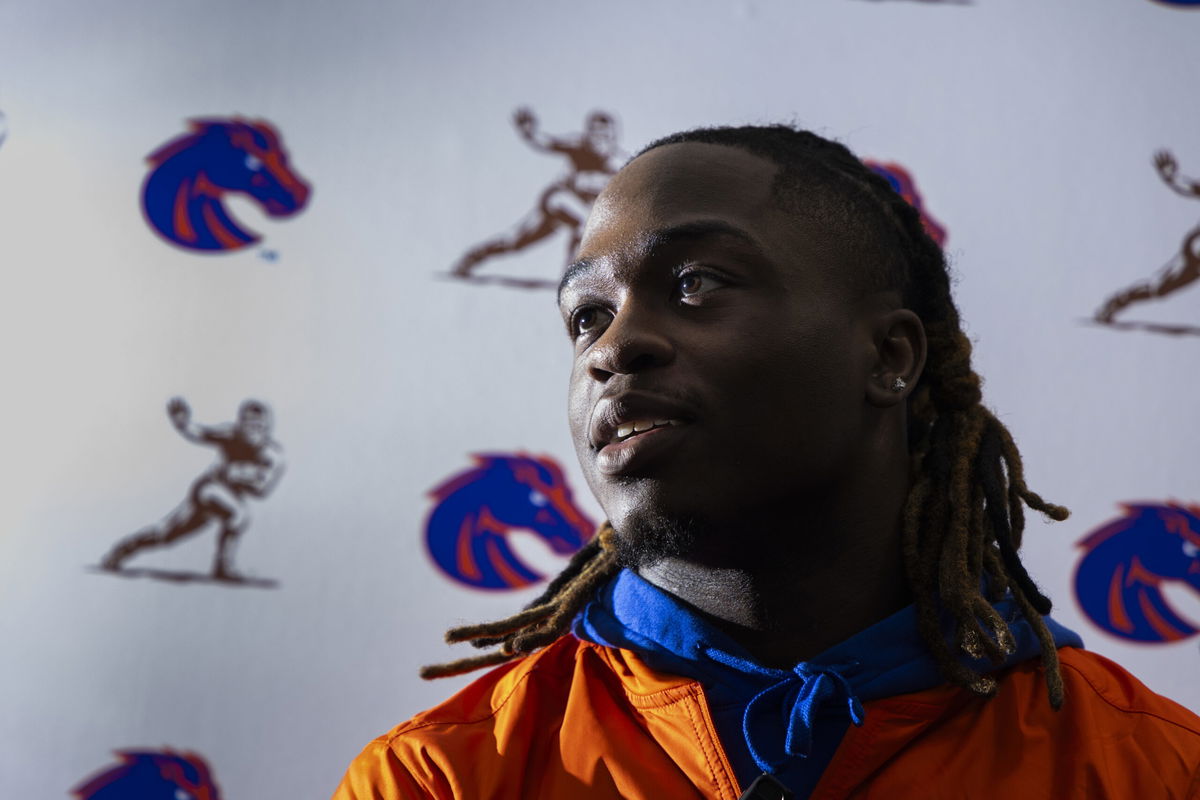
{"left": 737, "top": 772, "right": 795, "bottom": 800}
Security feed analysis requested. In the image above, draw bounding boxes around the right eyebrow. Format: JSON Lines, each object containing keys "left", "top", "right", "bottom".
{"left": 557, "top": 257, "right": 597, "bottom": 304}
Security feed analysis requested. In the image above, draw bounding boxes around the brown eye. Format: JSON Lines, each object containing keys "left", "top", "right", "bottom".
{"left": 576, "top": 309, "right": 598, "bottom": 331}
{"left": 571, "top": 307, "right": 610, "bottom": 338}
{"left": 678, "top": 272, "right": 725, "bottom": 298}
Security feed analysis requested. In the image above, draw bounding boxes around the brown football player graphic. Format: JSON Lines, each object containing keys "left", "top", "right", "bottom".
{"left": 1095, "top": 150, "right": 1200, "bottom": 329}
{"left": 100, "top": 397, "right": 285, "bottom": 584}
{"left": 451, "top": 108, "right": 623, "bottom": 285}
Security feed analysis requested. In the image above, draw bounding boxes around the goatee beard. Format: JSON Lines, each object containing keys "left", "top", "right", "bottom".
{"left": 612, "top": 512, "right": 704, "bottom": 570}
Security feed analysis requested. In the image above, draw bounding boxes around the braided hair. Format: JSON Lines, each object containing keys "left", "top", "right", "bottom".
{"left": 422, "top": 125, "right": 1069, "bottom": 709}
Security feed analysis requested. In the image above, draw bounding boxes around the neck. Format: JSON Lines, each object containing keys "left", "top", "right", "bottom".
{"left": 635, "top": 445, "right": 912, "bottom": 669}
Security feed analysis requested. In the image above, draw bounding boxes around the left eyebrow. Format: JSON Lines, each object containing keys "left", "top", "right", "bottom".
{"left": 556, "top": 219, "right": 766, "bottom": 302}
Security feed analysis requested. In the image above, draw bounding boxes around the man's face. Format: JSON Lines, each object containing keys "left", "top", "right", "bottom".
{"left": 559, "top": 143, "right": 880, "bottom": 555}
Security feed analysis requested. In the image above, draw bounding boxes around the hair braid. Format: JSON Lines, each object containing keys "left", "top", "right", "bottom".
{"left": 420, "top": 524, "right": 620, "bottom": 679}
{"left": 837, "top": 148, "right": 1069, "bottom": 707}
{"left": 423, "top": 125, "right": 1070, "bottom": 711}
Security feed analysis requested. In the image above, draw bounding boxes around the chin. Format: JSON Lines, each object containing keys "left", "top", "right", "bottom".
{"left": 602, "top": 501, "right": 708, "bottom": 569}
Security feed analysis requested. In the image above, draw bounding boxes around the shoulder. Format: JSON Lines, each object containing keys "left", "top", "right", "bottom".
{"left": 991, "top": 647, "right": 1200, "bottom": 797}
{"left": 385, "top": 635, "right": 694, "bottom": 736}
{"left": 332, "top": 636, "right": 702, "bottom": 799}
{"left": 848, "top": 648, "right": 1200, "bottom": 799}
{"left": 979, "top": 648, "right": 1200, "bottom": 754}
{"left": 332, "top": 637, "right": 605, "bottom": 798}
{"left": 1053, "top": 647, "right": 1200, "bottom": 741}
{"left": 385, "top": 636, "right": 582, "bottom": 737}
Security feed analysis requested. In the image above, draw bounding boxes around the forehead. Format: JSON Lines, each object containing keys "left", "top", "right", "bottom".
{"left": 580, "top": 143, "right": 783, "bottom": 252}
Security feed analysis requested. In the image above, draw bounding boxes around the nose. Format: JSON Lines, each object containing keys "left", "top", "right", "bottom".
{"left": 585, "top": 302, "right": 674, "bottom": 381}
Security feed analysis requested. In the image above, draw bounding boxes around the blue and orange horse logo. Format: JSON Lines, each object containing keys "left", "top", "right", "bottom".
{"left": 141, "top": 118, "right": 311, "bottom": 252}
{"left": 1074, "top": 502, "right": 1200, "bottom": 643}
{"left": 865, "top": 160, "right": 948, "bottom": 247}
{"left": 426, "top": 453, "right": 596, "bottom": 590}
{"left": 72, "top": 748, "right": 220, "bottom": 799}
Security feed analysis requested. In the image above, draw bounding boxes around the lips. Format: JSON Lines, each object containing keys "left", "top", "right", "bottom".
{"left": 589, "top": 391, "right": 694, "bottom": 476}
{"left": 589, "top": 391, "right": 693, "bottom": 448}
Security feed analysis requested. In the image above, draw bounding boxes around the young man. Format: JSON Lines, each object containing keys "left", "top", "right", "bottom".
{"left": 335, "top": 126, "right": 1200, "bottom": 799}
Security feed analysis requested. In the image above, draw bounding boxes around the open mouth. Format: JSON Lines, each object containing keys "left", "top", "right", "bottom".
{"left": 610, "top": 418, "right": 683, "bottom": 444}
{"left": 596, "top": 419, "right": 688, "bottom": 477}
{"left": 587, "top": 390, "right": 695, "bottom": 465}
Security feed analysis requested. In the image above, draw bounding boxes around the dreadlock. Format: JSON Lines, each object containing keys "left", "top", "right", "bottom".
{"left": 422, "top": 125, "right": 1070, "bottom": 709}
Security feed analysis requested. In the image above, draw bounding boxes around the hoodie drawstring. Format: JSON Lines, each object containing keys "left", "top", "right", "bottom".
{"left": 704, "top": 649, "right": 866, "bottom": 774}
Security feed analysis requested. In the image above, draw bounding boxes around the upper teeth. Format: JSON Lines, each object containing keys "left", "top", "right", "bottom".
{"left": 613, "top": 419, "right": 680, "bottom": 442}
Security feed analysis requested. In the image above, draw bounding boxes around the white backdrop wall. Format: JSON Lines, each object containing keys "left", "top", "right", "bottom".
{"left": 1, "top": 0, "right": 1199, "bottom": 796}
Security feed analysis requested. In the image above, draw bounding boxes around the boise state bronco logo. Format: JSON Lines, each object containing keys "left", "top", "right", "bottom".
{"left": 141, "top": 118, "right": 311, "bottom": 252}
{"left": 1074, "top": 502, "right": 1200, "bottom": 643}
{"left": 426, "top": 453, "right": 596, "bottom": 590}
{"left": 71, "top": 748, "right": 220, "bottom": 799}
{"left": 865, "top": 160, "right": 948, "bottom": 247}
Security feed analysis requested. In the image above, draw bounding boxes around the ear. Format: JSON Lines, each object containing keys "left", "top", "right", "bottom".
{"left": 865, "top": 308, "right": 926, "bottom": 408}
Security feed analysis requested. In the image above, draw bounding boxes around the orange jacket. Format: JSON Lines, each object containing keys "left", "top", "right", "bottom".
{"left": 334, "top": 636, "right": 1200, "bottom": 799}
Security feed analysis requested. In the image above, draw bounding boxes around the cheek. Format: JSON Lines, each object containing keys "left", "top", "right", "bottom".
{"left": 737, "top": 323, "right": 859, "bottom": 399}
{"left": 566, "top": 367, "right": 592, "bottom": 445}
{"left": 725, "top": 327, "right": 866, "bottom": 454}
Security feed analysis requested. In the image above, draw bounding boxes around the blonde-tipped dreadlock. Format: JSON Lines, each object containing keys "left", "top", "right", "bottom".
{"left": 422, "top": 126, "right": 1070, "bottom": 709}
{"left": 419, "top": 524, "right": 621, "bottom": 680}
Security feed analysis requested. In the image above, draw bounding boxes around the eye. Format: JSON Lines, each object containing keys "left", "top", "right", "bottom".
{"left": 569, "top": 306, "right": 612, "bottom": 339}
{"left": 245, "top": 153, "right": 263, "bottom": 171}
{"left": 529, "top": 490, "right": 547, "bottom": 507}
{"left": 1184, "top": 540, "right": 1199, "bottom": 559}
{"left": 676, "top": 270, "right": 727, "bottom": 299}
